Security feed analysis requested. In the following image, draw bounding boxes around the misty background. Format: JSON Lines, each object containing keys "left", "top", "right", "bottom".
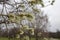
{"left": 43, "top": 0, "right": 60, "bottom": 32}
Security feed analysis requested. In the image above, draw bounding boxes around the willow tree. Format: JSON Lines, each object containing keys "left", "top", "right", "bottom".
{"left": 10, "top": 0, "right": 55, "bottom": 40}
{"left": 0, "top": 0, "right": 55, "bottom": 40}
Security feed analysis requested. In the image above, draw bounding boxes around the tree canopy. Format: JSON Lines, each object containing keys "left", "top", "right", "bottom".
{"left": 0, "top": 0, "right": 55, "bottom": 39}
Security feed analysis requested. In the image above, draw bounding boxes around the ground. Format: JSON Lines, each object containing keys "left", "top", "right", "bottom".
{"left": 0, "top": 37, "right": 60, "bottom": 40}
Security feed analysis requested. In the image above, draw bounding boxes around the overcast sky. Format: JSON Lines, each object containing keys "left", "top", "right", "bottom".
{"left": 43, "top": 0, "right": 60, "bottom": 32}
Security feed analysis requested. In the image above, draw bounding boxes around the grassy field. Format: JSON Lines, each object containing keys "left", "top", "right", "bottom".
{"left": 0, "top": 37, "right": 60, "bottom": 40}
{"left": 0, "top": 37, "right": 19, "bottom": 40}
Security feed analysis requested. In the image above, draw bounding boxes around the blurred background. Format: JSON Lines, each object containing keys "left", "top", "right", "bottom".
{"left": 43, "top": 0, "right": 60, "bottom": 32}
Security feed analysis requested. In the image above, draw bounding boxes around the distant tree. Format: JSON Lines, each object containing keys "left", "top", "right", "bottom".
{"left": 56, "top": 30, "right": 60, "bottom": 38}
